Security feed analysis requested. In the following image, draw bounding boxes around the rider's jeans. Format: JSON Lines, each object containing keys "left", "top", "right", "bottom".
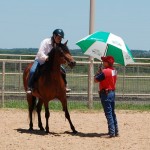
{"left": 28, "top": 60, "right": 40, "bottom": 88}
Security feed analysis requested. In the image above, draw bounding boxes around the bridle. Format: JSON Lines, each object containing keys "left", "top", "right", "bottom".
{"left": 54, "top": 44, "right": 74, "bottom": 67}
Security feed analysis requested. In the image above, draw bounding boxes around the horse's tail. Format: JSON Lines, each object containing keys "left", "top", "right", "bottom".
{"left": 23, "top": 63, "right": 33, "bottom": 91}
{"left": 32, "top": 96, "right": 37, "bottom": 118}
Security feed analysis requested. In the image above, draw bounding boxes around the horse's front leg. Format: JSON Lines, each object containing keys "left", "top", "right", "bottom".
{"left": 65, "top": 107, "right": 78, "bottom": 134}
{"left": 36, "top": 99, "right": 44, "bottom": 131}
{"left": 61, "top": 100, "right": 77, "bottom": 134}
{"left": 44, "top": 102, "right": 50, "bottom": 133}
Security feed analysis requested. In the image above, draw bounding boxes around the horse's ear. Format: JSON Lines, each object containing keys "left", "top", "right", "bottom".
{"left": 64, "top": 40, "right": 68, "bottom": 46}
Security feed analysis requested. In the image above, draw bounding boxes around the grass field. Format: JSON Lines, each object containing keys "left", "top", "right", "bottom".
{"left": 1, "top": 100, "right": 150, "bottom": 111}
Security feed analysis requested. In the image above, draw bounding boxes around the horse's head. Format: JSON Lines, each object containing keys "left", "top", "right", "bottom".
{"left": 49, "top": 41, "right": 76, "bottom": 69}
{"left": 59, "top": 41, "right": 76, "bottom": 68}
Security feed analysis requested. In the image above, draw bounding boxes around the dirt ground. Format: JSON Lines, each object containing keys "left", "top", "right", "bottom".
{"left": 0, "top": 108, "right": 150, "bottom": 150}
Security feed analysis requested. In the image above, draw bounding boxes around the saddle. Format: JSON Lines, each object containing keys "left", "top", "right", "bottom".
{"left": 32, "top": 64, "right": 66, "bottom": 88}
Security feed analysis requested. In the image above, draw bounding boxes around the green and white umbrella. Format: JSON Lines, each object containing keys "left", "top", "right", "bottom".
{"left": 76, "top": 31, "right": 134, "bottom": 66}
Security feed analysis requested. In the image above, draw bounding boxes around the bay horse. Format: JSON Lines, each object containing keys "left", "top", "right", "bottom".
{"left": 23, "top": 42, "right": 77, "bottom": 134}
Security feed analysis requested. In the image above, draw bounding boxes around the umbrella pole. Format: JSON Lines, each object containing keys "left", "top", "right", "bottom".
{"left": 98, "top": 44, "right": 107, "bottom": 73}
{"left": 103, "top": 44, "right": 108, "bottom": 56}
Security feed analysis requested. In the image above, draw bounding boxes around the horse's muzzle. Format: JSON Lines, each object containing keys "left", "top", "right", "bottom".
{"left": 69, "top": 61, "right": 76, "bottom": 69}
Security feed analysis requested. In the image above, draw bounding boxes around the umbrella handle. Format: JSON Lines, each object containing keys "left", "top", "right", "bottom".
{"left": 99, "top": 62, "right": 103, "bottom": 72}
{"left": 95, "top": 62, "right": 103, "bottom": 76}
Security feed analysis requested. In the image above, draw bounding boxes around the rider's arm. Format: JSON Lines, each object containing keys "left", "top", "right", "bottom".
{"left": 36, "top": 41, "right": 48, "bottom": 61}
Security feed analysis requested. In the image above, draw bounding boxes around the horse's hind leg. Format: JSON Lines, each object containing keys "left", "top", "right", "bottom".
{"left": 27, "top": 94, "right": 36, "bottom": 131}
{"left": 36, "top": 99, "right": 44, "bottom": 131}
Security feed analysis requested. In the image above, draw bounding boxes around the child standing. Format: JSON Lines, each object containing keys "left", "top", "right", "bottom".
{"left": 94, "top": 56, "right": 119, "bottom": 138}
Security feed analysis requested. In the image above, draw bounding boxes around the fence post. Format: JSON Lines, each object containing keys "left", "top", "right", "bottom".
{"left": 137, "top": 65, "right": 140, "bottom": 94}
{"left": 88, "top": 58, "right": 94, "bottom": 109}
{"left": 2, "top": 61, "right": 5, "bottom": 107}
{"left": 122, "top": 66, "right": 126, "bottom": 100}
{"left": 88, "top": 0, "right": 95, "bottom": 109}
{"left": 19, "top": 56, "right": 22, "bottom": 91}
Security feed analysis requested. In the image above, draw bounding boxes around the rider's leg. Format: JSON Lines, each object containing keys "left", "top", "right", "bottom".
{"left": 60, "top": 66, "right": 71, "bottom": 92}
{"left": 27, "top": 60, "right": 40, "bottom": 93}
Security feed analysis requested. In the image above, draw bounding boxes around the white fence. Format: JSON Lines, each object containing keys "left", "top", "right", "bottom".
{"left": 0, "top": 55, "right": 150, "bottom": 107}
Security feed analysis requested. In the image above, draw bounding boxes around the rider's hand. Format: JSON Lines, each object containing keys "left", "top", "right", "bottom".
{"left": 95, "top": 67, "right": 102, "bottom": 75}
{"left": 98, "top": 67, "right": 102, "bottom": 73}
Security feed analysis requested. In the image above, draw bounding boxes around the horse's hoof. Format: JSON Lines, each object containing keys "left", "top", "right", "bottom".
{"left": 29, "top": 128, "right": 33, "bottom": 131}
{"left": 45, "top": 128, "right": 49, "bottom": 134}
{"left": 45, "top": 130, "right": 49, "bottom": 134}
{"left": 40, "top": 127, "right": 45, "bottom": 131}
{"left": 73, "top": 130, "right": 78, "bottom": 134}
{"left": 45, "top": 127, "right": 49, "bottom": 133}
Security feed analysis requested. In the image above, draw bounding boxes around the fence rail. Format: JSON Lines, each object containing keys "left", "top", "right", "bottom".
{"left": 0, "top": 56, "right": 150, "bottom": 107}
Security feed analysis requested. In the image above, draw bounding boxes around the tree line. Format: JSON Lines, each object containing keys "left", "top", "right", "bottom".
{"left": 0, "top": 48, "right": 150, "bottom": 58}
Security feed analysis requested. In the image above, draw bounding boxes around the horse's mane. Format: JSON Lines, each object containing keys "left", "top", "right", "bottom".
{"left": 39, "top": 43, "right": 69, "bottom": 74}
{"left": 44, "top": 47, "right": 56, "bottom": 72}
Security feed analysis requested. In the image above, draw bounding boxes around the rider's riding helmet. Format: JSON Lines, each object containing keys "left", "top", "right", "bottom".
{"left": 53, "top": 29, "right": 64, "bottom": 38}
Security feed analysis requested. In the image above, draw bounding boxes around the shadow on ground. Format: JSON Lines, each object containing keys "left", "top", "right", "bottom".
{"left": 15, "top": 128, "right": 109, "bottom": 138}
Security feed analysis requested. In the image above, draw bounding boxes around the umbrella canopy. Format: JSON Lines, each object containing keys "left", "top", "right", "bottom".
{"left": 76, "top": 31, "right": 134, "bottom": 66}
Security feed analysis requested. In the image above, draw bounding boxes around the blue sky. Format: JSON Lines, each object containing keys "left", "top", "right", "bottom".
{"left": 0, "top": 0, "right": 150, "bottom": 50}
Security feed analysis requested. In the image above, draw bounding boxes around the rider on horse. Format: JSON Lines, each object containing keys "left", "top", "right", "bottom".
{"left": 26, "top": 29, "right": 71, "bottom": 94}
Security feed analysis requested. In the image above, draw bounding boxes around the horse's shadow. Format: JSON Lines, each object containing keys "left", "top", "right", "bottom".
{"left": 15, "top": 128, "right": 108, "bottom": 138}
{"left": 15, "top": 128, "right": 61, "bottom": 136}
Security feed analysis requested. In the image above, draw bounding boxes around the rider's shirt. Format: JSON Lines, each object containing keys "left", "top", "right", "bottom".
{"left": 35, "top": 38, "right": 53, "bottom": 65}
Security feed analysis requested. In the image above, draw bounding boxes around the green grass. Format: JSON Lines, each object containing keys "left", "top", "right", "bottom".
{"left": 1, "top": 100, "right": 150, "bottom": 111}
{"left": 116, "top": 103, "right": 150, "bottom": 111}
{"left": 3, "top": 101, "right": 28, "bottom": 109}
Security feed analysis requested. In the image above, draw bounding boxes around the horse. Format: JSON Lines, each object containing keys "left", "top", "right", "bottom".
{"left": 23, "top": 42, "right": 77, "bottom": 134}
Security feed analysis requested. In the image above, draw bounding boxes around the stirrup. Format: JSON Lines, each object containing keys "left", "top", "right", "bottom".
{"left": 66, "top": 88, "right": 71, "bottom": 93}
{"left": 26, "top": 88, "right": 32, "bottom": 94}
